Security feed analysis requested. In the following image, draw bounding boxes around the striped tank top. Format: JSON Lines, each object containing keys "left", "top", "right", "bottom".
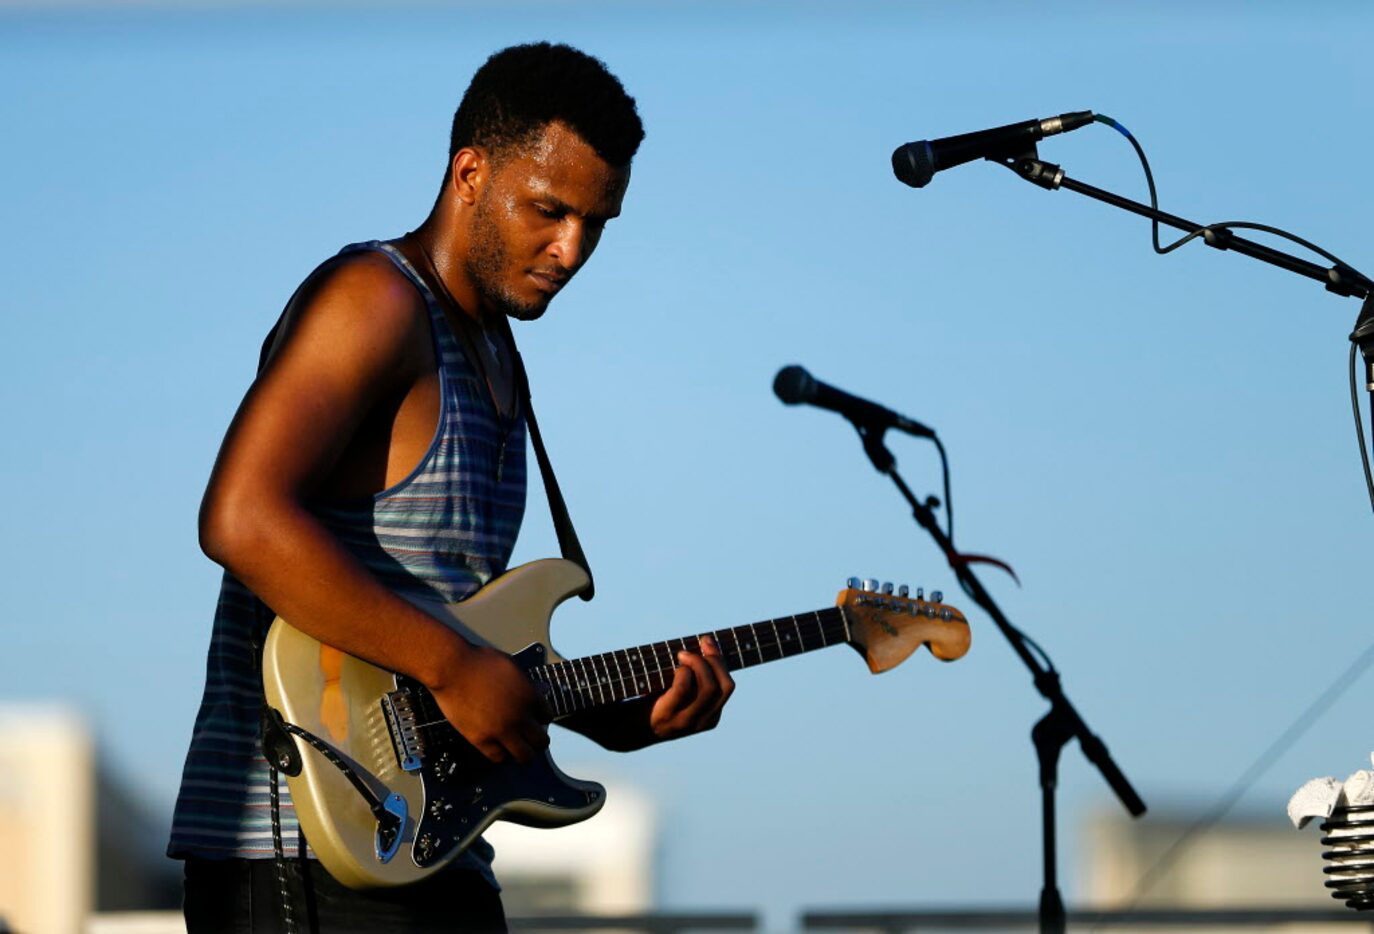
{"left": 167, "top": 241, "right": 527, "bottom": 884}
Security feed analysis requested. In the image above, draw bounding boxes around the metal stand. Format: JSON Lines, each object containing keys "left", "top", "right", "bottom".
{"left": 999, "top": 152, "right": 1372, "bottom": 300}
{"left": 853, "top": 423, "right": 1146, "bottom": 934}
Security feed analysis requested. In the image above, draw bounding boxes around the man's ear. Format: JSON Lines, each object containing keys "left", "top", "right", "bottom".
{"left": 449, "top": 147, "right": 487, "bottom": 207}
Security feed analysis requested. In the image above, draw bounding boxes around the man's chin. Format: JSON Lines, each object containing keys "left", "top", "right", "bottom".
{"left": 479, "top": 287, "right": 549, "bottom": 323}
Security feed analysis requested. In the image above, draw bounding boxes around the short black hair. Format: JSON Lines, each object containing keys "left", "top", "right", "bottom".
{"left": 449, "top": 42, "right": 644, "bottom": 170}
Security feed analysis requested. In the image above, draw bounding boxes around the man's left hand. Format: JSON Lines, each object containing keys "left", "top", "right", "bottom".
{"left": 648, "top": 634, "right": 735, "bottom": 740}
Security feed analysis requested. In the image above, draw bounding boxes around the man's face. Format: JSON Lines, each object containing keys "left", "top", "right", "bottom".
{"left": 464, "top": 121, "right": 630, "bottom": 321}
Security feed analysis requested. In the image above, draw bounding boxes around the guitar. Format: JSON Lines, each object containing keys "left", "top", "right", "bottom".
{"left": 262, "top": 558, "right": 970, "bottom": 889}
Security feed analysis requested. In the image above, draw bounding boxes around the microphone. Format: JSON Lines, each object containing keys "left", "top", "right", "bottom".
{"left": 892, "top": 111, "right": 1095, "bottom": 188}
{"left": 773, "top": 365, "right": 935, "bottom": 438}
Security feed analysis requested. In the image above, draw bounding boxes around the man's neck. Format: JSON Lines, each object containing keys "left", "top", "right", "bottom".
{"left": 408, "top": 216, "right": 493, "bottom": 329}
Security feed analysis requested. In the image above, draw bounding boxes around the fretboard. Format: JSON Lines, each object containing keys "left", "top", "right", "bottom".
{"left": 528, "top": 607, "right": 851, "bottom": 719}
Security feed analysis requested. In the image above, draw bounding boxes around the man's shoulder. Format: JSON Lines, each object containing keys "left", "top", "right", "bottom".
{"left": 281, "top": 243, "right": 425, "bottom": 340}
{"left": 297, "top": 245, "right": 427, "bottom": 325}
{"left": 269, "top": 245, "right": 432, "bottom": 367}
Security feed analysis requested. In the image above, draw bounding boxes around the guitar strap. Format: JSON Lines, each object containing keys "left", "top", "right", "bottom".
{"left": 503, "top": 320, "right": 596, "bottom": 602}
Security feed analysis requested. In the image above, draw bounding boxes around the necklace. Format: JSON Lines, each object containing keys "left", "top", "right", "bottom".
{"left": 414, "top": 239, "right": 507, "bottom": 370}
{"left": 409, "top": 237, "right": 519, "bottom": 483}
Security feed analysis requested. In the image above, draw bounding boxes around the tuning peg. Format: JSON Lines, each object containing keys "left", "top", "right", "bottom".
{"left": 916, "top": 587, "right": 924, "bottom": 600}
{"left": 897, "top": 584, "right": 909, "bottom": 597}
{"left": 880, "top": 582, "right": 893, "bottom": 595}
{"left": 862, "top": 578, "right": 879, "bottom": 592}
{"left": 931, "top": 590, "right": 943, "bottom": 603}
{"left": 847, "top": 577, "right": 861, "bottom": 590}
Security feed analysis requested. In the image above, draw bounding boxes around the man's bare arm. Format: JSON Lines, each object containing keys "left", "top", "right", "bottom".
{"left": 199, "top": 254, "right": 547, "bottom": 764}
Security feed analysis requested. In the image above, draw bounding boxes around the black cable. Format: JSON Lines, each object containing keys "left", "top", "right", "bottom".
{"left": 933, "top": 433, "right": 954, "bottom": 545}
{"left": 932, "top": 433, "right": 1058, "bottom": 673}
{"left": 269, "top": 766, "right": 300, "bottom": 934}
{"left": 1093, "top": 114, "right": 1365, "bottom": 272}
{"left": 1351, "top": 344, "right": 1374, "bottom": 514}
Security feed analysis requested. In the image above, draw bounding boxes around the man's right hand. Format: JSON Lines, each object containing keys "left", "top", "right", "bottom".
{"left": 429, "top": 644, "right": 550, "bottom": 765}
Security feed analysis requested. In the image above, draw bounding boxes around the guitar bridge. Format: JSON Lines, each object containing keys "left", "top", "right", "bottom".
{"left": 381, "top": 688, "right": 426, "bottom": 772}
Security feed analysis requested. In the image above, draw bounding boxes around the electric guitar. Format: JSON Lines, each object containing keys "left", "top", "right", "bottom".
{"left": 261, "top": 558, "right": 970, "bottom": 889}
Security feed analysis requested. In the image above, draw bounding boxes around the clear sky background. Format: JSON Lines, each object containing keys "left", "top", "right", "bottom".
{"left": 3, "top": 1, "right": 1374, "bottom": 925}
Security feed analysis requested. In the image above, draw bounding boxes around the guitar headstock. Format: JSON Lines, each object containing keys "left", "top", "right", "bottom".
{"left": 838, "top": 577, "right": 971, "bottom": 673}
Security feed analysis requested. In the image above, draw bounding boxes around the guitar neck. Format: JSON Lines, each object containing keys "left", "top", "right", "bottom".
{"left": 530, "top": 607, "right": 851, "bottom": 719}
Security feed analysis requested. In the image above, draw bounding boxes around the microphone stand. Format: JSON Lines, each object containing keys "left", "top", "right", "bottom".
{"left": 852, "top": 422, "right": 1147, "bottom": 934}
{"left": 999, "top": 150, "right": 1374, "bottom": 485}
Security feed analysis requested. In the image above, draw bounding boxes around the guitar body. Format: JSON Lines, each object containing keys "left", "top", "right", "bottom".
{"left": 261, "top": 558, "right": 604, "bottom": 890}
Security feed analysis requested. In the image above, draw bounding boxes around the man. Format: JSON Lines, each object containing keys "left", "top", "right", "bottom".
{"left": 168, "top": 42, "right": 734, "bottom": 932}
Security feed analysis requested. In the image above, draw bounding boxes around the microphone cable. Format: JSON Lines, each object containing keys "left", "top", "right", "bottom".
{"left": 925, "top": 431, "right": 1059, "bottom": 674}
{"left": 1092, "top": 113, "right": 1374, "bottom": 516}
{"left": 1074, "top": 116, "right": 1374, "bottom": 926}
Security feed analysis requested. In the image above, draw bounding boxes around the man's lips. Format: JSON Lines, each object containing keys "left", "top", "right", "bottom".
{"left": 528, "top": 271, "right": 568, "bottom": 294}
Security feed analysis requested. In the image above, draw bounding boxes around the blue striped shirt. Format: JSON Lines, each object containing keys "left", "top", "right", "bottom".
{"left": 167, "top": 241, "right": 527, "bottom": 885}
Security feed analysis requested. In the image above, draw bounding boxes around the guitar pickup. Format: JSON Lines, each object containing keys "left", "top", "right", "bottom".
{"left": 381, "top": 689, "right": 426, "bottom": 772}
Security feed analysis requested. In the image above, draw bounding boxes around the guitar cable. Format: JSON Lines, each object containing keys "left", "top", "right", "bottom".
{"left": 255, "top": 630, "right": 403, "bottom": 933}
{"left": 267, "top": 764, "right": 300, "bottom": 934}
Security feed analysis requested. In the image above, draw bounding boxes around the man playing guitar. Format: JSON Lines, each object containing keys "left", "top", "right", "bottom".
{"left": 168, "top": 42, "right": 734, "bottom": 933}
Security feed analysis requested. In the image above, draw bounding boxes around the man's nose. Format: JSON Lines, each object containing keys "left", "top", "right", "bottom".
{"left": 548, "top": 221, "right": 586, "bottom": 272}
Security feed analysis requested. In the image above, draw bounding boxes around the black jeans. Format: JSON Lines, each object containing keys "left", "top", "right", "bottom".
{"left": 182, "top": 857, "right": 507, "bottom": 933}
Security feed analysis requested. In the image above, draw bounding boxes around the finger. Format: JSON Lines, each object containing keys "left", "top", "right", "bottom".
{"left": 661, "top": 653, "right": 697, "bottom": 707}
{"left": 476, "top": 739, "right": 509, "bottom": 764}
{"left": 520, "top": 720, "right": 550, "bottom": 752}
{"left": 651, "top": 657, "right": 701, "bottom": 732}
{"left": 700, "top": 653, "right": 734, "bottom": 722}
{"left": 674, "top": 652, "right": 720, "bottom": 725}
{"left": 529, "top": 687, "right": 556, "bottom": 724}
{"left": 503, "top": 732, "right": 539, "bottom": 766}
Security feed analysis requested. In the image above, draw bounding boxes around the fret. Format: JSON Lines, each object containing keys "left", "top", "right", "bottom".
{"left": 712, "top": 628, "right": 736, "bottom": 670}
{"left": 566, "top": 661, "right": 586, "bottom": 713}
{"left": 659, "top": 643, "right": 674, "bottom": 690}
{"left": 551, "top": 663, "right": 573, "bottom": 713}
{"left": 601, "top": 653, "right": 619, "bottom": 701}
{"left": 779, "top": 616, "right": 800, "bottom": 656}
{"left": 591, "top": 654, "right": 607, "bottom": 703}
{"left": 837, "top": 605, "right": 853, "bottom": 642}
{"left": 588, "top": 654, "right": 609, "bottom": 705}
{"left": 765, "top": 619, "right": 783, "bottom": 662}
{"left": 644, "top": 643, "right": 663, "bottom": 694}
{"left": 546, "top": 670, "right": 565, "bottom": 718}
{"left": 631, "top": 644, "right": 652, "bottom": 696}
{"left": 570, "top": 656, "right": 589, "bottom": 706}
{"left": 613, "top": 649, "right": 632, "bottom": 703}
{"left": 651, "top": 641, "right": 675, "bottom": 692}
{"left": 736, "top": 625, "right": 760, "bottom": 667}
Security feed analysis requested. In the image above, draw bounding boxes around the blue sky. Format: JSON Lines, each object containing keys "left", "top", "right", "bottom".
{"left": 3, "top": 1, "right": 1374, "bottom": 923}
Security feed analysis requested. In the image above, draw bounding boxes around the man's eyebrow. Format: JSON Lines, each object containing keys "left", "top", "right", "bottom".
{"left": 539, "top": 194, "right": 619, "bottom": 223}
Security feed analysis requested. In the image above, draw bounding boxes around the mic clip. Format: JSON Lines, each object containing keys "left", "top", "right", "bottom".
{"left": 853, "top": 420, "right": 896, "bottom": 474}
{"left": 998, "top": 145, "right": 1065, "bottom": 191}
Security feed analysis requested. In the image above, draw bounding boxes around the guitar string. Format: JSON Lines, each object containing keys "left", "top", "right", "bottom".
{"left": 398, "top": 599, "right": 959, "bottom": 730}
{"left": 402, "top": 613, "right": 853, "bottom": 731}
